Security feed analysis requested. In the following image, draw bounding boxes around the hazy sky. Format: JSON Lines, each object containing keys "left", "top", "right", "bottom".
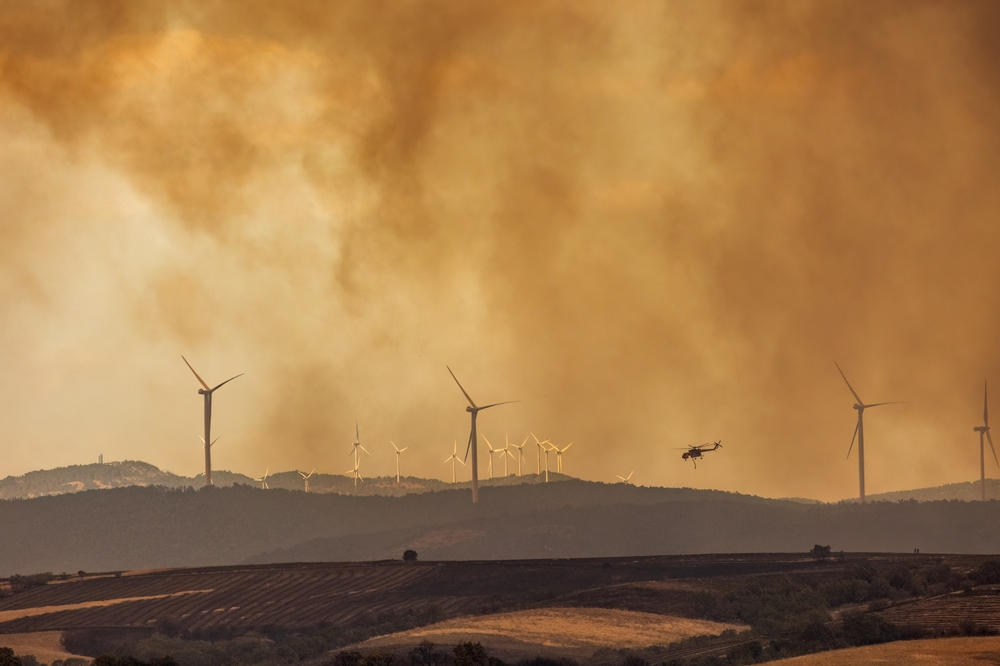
{"left": 2, "top": 1, "right": 999, "bottom": 501}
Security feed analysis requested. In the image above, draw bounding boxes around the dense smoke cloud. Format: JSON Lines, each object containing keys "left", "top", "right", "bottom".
{"left": 1, "top": 1, "right": 999, "bottom": 501}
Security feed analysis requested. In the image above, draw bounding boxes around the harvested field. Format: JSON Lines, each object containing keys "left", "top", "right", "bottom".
{"left": 0, "top": 631, "right": 86, "bottom": 663}
{"left": 0, "top": 554, "right": 841, "bottom": 634}
{"left": 878, "top": 590, "right": 1000, "bottom": 631}
{"left": 769, "top": 636, "right": 1000, "bottom": 665}
{"left": 355, "top": 608, "right": 747, "bottom": 662}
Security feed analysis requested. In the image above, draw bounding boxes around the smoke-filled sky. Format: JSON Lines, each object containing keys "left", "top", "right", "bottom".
{"left": 2, "top": 1, "right": 999, "bottom": 501}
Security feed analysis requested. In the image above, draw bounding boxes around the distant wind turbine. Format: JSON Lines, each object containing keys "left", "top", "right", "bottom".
{"left": 616, "top": 470, "right": 634, "bottom": 484}
{"left": 836, "top": 361, "right": 904, "bottom": 504}
{"left": 483, "top": 435, "right": 499, "bottom": 479}
{"left": 447, "top": 366, "right": 517, "bottom": 503}
{"left": 391, "top": 441, "right": 408, "bottom": 484}
{"left": 531, "top": 433, "right": 550, "bottom": 475}
{"left": 511, "top": 436, "right": 528, "bottom": 476}
{"left": 182, "top": 356, "right": 243, "bottom": 487}
{"left": 502, "top": 435, "right": 516, "bottom": 477}
{"left": 298, "top": 469, "right": 315, "bottom": 492}
{"left": 541, "top": 441, "right": 553, "bottom": 482}
{"left": 974, "top": 380, "right": 998, "bottom": 501}
{"left": 349, "top": 422, "right": 369, "bottom": 487}
{"left": 346, "top": 461, "right": 363, "bottom": 485}
{"left": 444, "top": 439, "right": 465, "bottom": 483}
{"left": 253, "top": 467, "right": 269, "bottom": 489}
{"left": 552, "top": 442, "right": 573, "bottom": 474}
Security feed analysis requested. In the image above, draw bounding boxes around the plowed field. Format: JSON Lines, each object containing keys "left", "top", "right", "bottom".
{"left": 878, "top": 590, "right": 1000, "bottom": 631}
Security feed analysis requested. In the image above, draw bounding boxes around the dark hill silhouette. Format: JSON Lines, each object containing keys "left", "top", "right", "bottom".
{"left": 2, "top": 480, "right": 1000, "bottom": 577}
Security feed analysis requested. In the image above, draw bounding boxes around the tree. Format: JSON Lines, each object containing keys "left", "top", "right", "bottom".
{"left": 410, "top": 641, "right": 446, "bottom": 666}
{"left": 810, "top": 544, "right": 832, "bottom": 560}
{"left": 403, "top": 550, "right": 418, "bottom": 561}
{"left": 0, "top": 647, "right": 21, "bottom": 666}
{"left": 453, "top": 642, "right": 488, "bottom": 666}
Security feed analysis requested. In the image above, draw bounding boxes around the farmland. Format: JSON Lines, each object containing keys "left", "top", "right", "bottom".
{"left": 768, "top": 636, "right": 1000, "bottom": 665}
{"left": 1, "top": 553, "right": 1000, "bottom": 665}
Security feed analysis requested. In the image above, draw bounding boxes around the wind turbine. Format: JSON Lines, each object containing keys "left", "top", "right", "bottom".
{"left": 346, "top": 461, "right": 363, "bottom": 485}
{"left": 483, "top": 435, "right": 499, "bottom": 480}
{"left": 616, "top": 470, "right": 634, "bottom": 484}
{"left": 836, "top": 361, "right": 903, "bottom": 504}
{"left": 447, "top": 366, "right": 517, "bottom": 503}
{"left": 349, "top": 422, "right": 369, "bottom": 486}
{"left": 502, "top": 435, "right": 516, "bottom": 477}
{"left": 253, "top": 467, "right": 269, "bottom": 489}
{"left": 182, "top": 356, "right": 243, "bottom": 487}
{"left": 391, "top": 441, "right": 408, "bottom": 484}
{"left": 541, "top": 441, "right": 553, "bottom": 482}
{"left": 444, "top": 439, "right": 465, "bottom": 483}
{"left": 532, "top": 433, "right": 550, "bottom": 475}
{"left": 974, "top": 380, "right": 998, "bottom": 501}
{"left": 298, "top": 470, "right": 315, "bottom": 492}
{"left": 511, "top": 436, "right": 528, "bottom": 476}
{"left": 552, "top": 442, "right": 573, "bottom": 474}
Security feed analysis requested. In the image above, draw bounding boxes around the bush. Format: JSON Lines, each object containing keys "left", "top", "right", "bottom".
{"left": 725, "top": 641, "right": 763, "bottom": 664}
{"left": 454, "top": 642, "right": 489, "bottom": 666}
{"left": 841, "top": 612, "right": 898, "bottom": 646}
{"left": 971, "top": 560, "right": 1000, "bottom": 585}
{"left": 0, "top": 647, "right": 21, "bottom": 666}
{"left": 622, "top": 657, "right": 649, "bottom": 666}
{"left": 410, "top": 641, "right": 447, "bottom": 666}
{"left": 362, "top": 653, "right": 396, "bottom": 666}
{"left": 403, "top": 550, "right": 418, "bottom": 562}
{"left": 8, "top": 573, "right": 54, "bottom": 593}
{"left": 887, "top": 566, "right": 913, "bottom": 591}
{"left": 334, "top": 651, "right": 364, "bottom": 666}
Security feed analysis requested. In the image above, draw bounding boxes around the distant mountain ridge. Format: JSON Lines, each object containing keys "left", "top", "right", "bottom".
{"left": 0, "top": 459, "right": 568, "bottom": 500}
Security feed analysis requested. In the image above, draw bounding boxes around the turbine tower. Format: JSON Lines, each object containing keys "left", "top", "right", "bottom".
{"left": 391, "top": 441, "right": 408, "bottom": 484}
{"left": 349, "top": 422, "right": 369, "bottom": 486}
{"left": 531, "top": 433, "right": 550, "bottom": 475}
{"left": 552, "top": 442, "right": 573, "bottom": 474}
{"left": 444, "top": 439, "right": 465, "bottom": 483}
{"left": 616, "top": 470, "right": 634, "bottom": 484}
{"left": 182, "top": 356, "right": 243, "bottom": 487}
{"left": 447, "top": 366, "right": 517, "bottom": 503}
{"left": 974, "top": 380, "right": 998, "bottom": 501}
{"left": 836, "top": 361, "right": 903, "bottom": 504}
{"left": 502, "top": 435, "right": 516, "bottom": 477}
{"left": 298, "top": 469, "right": 315, "bottom": 492}
{"left": 511, "top": 436, "right": 528, "bottom": 476}
{"left": 483, "top": 435, "right": 499, "bottom": 479}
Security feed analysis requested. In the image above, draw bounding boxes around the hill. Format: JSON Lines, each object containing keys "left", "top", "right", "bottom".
{"left": 0, "top": 459, "right": 567, "bottom": 500}
{"left": 4, "top": 480, "right": 1000, "bottom": 576}
{"left": 860, "top": 479, "right": 1000, "bottom": 503}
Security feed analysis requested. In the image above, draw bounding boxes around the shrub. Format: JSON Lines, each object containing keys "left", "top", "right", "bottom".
{"left": 454, "top": 642, "right": 489, "bottom": 666}
{"left": 0, "top": 647, "right": 21, "bottom": 666}
{"left": 725, "top": 641, "right": 763, "bottom": 664}
{"left": 622, "top": 657, "right": 649, "bottom": 666}
{"left": 334, "top": 651, "right": 365, "bottom": 666}
{"left": 841, "top": 612, "right": 898, "bottom": 646}
{"left": 971, "top": 560, "right": 1000, "bottom": 585}
{"left": 362, "top": 652, "right": 396, "bottom": 666}
{"left": 410, "top": 641, "right": 448, "bottom": 666}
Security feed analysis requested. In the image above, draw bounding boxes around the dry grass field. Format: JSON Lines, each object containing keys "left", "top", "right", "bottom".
{"left": 355, "top": 607, "right": 747, "bottom": 662}
{"left": 0, "top": 631, "right": 86, "bottom": 663}
{"left": 769, "top": 636, "right": 1000, "bottom": 665}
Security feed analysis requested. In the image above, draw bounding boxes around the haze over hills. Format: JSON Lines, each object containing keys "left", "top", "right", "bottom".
{"left": 3, "top": 479, "right": 1000, "bottom": 577}
{"left": 0, "top": 459, "right": 557, "bottom": 500}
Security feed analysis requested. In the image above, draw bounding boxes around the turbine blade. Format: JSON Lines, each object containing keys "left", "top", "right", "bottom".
{"left": 211, "top": 373, "right": 244, "bottom": 392}
{"left": 563, "top": 442, "right": 573, "bottom": 451}
{"left": 988, "top": 430, "right": 999, "bottom": 467}
{"left": 834, "top": 361, "right": 864, "bottom": 405}
{"left": 360, "top": 445, "right": 370, "bottom": 455}
{"left": 866, "top": 401, "right": 906, "bottom": 408}
{"left": 392, "top": 441, "right": 399, "bottom": 452}
{"left": 847, "top": 420, "right": 859, "bottom": 459}
{"left": 986, "top": 380, "right": 990, "bottom": 427}
{"left": 447, "top": 366, "right": 478, "bottom": 409}
{"left": 479, "top": 400, "right": 519, "bottom": 410}
{"left": 182, "top": 356, "right": 211, "bottom": 391}
{"left": 400, "top": 447, "right": 408, "bottom": 452}
{"left": 463, "top": 430, "right": 473, "bottom": 462}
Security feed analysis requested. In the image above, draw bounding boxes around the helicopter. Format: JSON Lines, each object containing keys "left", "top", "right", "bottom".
{"left": 679, "top": 441, "right": 722, "bottom": 468}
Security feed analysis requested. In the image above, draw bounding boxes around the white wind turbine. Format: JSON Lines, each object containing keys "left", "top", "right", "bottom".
{"left": 444, "top": 439, "right": 466, "bottom": 483}
{"left": 298, "top": 469, "right": 315, "bottom": 492}
{"left": 532, "top": 433, "right": 550, "bottom": 476}
{"left": 541, "top": 441, "right": 553, "bottom": 482}
{"left": 349, "top": 422, "right": 369, "bottom": 487}
{"left": 346, "top": 461, "right": 363, "bottom": 485}
{"left": 552, "top": 442, "right": 573, "bottom": 474}
{"left": 391, "top": 441, "right": 408, "bottom": 484}
{"left": 616, "top": 470, "right": 634, "bottom": 484}
{"left": 483, "top": 435, "right": 500, "bottom": 479}
{"left": 253, "top": 467, "right": 270, "bottom": 489}
{"left": 501, "top": 435, "right": 517, "bottom": 477}
{"left": 511, "top": 436, "right": 528, "bottom": 476}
